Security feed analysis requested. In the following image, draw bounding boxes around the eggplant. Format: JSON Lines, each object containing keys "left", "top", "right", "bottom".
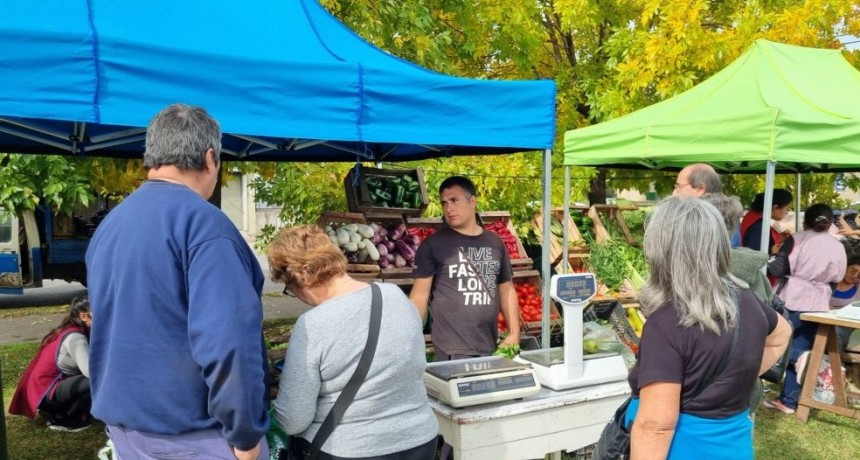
{"left": 389, "top": 224, "right": 407, "bottom": 241}
{"left": 395, "top": 240, "right": 416, "bottom": 261}
{"left": 378, "top": 256, "right": 390, "bottom": 269}
{"left": 394, "top": 254, "right": 407, "bottom": 268}
{"left": 402, "top": 234, "right": 420, "bottom": 246}
{"left": 346, "top": 251, "right": 359, "bottom": 263}
{"left": 386, "top": 253, "right": 395, "bottom": 262}
{"left": 385, "top": 240, "right": 396, "bottom": 252}
{"left": 370, "top": 233, "right": 384, "bottom": 245}
{"left": 376, "top": 243, "right": 389, "bottom": 258}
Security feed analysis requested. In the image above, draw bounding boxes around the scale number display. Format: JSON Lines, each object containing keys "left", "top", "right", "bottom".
{"left": 554, "top": 273, "right": 597, "bottom": 304}
{"left": 457, "top": 374, "right": 536, "bottom": 397}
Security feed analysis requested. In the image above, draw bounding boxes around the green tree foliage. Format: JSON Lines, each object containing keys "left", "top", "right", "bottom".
{"left": 0, "top": 154, "right": 96, "bottom": 216}
{"left": 252, "top": 0, "right": 860, "bottom": 233}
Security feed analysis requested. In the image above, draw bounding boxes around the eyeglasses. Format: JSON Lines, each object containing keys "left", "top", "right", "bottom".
{"left": 282, "top": 285, "right": 296, "bottom": 298}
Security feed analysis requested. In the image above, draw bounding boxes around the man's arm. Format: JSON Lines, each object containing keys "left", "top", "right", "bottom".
{"left": 409, "top": 277, "right": 433, "bottom": 322}
{"left": 631, "top": 382, "right": 681, "bottom": 460}
{"left": 187, "top": 238, "right": 268, "bottom": 451}
{"left": 497, "top": 281, "right": 520, "bottom": 346}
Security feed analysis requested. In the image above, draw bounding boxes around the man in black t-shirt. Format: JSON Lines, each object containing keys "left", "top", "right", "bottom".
{"left": 410, "top": 176, "right": 520, "bottom": 360}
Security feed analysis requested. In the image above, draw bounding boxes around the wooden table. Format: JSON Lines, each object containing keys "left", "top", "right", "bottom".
{"left": 796, "top": 312, "right": 860, "bottom": 422}
{"left": 428, "top": 381, "right": 630, "bottom": 459}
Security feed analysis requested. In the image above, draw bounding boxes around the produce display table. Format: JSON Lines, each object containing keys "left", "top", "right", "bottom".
{"left": 428, "top": 381, "right": 629, "bottom": 459}
{"left": 797, "top": 312, "right": 860, "bottom": 422}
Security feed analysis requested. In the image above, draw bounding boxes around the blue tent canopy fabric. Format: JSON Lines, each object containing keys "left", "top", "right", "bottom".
{"left": 0, "top": 0, "right": 556, "bottom": 161}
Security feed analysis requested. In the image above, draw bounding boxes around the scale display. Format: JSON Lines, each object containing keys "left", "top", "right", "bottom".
{"left": 553, "top": 273, "right": 597, "bottom": 304}
{"left": 457, "top": 373, "right": 536, "bottom": 396}
{"left": 425, "top": 356, "right": 531, "bottom": 381}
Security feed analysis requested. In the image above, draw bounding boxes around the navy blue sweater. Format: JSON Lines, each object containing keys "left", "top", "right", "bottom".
{"left": 86, "top": 181, "right": 268, "bottom": 450}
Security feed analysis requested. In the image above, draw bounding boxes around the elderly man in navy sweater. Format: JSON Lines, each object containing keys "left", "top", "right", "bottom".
{"left": 86, "top": 104, "right": 269, "bottom": 460}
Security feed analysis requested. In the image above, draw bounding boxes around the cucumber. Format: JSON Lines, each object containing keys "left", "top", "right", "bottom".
{"left": 365, "top": 239, "right": 380, "bottom": 261}
{"left": 336, "top": 227, "right": 350, "bottom": 246}
{"left": 356, "top": 224, "right": 375, "bottom": 239}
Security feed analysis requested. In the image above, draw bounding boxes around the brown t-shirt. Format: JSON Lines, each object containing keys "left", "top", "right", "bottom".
{"left": 413, "top": 226, "right": 513, "bottom": 356}
{"left": 627, "top": 289, "right": 778, "bottom": 418}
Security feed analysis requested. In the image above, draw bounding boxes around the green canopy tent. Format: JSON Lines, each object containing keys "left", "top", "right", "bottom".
{"left": 562, "top": 39, "right": 860, "bottom": 254}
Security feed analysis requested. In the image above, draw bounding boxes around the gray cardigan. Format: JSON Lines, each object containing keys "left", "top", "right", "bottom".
{"left": 274, "top": 283, "right": 438, "bottom": 457}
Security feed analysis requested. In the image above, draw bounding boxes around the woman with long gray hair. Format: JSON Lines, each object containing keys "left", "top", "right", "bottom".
{"left": 625, "top": 197, "right": 790, "bottom": 460}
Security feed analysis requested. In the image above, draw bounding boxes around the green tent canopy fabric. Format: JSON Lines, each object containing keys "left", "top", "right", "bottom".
{"left": 564, "top": 40, "right": 860, "bottom": 173}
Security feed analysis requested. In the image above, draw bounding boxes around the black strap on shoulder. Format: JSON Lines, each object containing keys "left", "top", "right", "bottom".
{"left": 682, "top": 288, "right": 741, "bottom": 408}
{"left": 307, "top": 284, "right": 383, "bottom": 459}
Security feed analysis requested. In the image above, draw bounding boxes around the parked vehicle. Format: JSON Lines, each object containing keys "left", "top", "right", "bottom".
{"left": 0, "top": 204, "right": 105, "bottom": 294}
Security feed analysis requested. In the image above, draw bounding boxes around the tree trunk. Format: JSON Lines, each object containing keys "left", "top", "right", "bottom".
{"left": 587, "top": 168, "right": 608, "bottom": 205}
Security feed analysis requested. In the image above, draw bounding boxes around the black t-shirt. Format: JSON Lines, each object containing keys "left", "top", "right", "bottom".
{"left": 412, "top": 226, "right": 513, "bottom": 356}
{"left": 627, "top": 289, "right": 778, "bottom": 418}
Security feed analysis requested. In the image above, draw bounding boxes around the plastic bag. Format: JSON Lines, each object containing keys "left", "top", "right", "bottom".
{"left": 266, "top": 408, "right": 291, "bottom": 460}
{"left": 97, "top": 440, "right": 114, "bottom": 460}
{"left": 583, "top": 321, "right": 636, "bottom": 368}
{"left": 812, "top": 356, "right": 836, "bottom": 404}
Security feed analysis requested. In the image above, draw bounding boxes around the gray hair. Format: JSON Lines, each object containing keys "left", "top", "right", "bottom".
{"left": 699, "top": 193, "right": 743, "bottom": 235}
{"left": 687, "top": 163, "right": 722, "bottom": 194}
{"left": 639, "top": 196, "right": 737, "bottom": 335}
{"left": 143, "top": 103, "right": 221, "bottom": 171}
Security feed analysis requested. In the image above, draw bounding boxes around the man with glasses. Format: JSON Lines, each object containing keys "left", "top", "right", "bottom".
{"left": 673, "top": 163, "right": 722, "bottom": 198}
{"left": 672, "top": 163, "right": 739, "bottom": 246}
{"left": 86, "top": 104, "right": 269, "bottom": 460}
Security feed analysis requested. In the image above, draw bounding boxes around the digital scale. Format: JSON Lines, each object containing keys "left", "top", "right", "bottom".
{"left": 515, "top": 273, "right": 628, "bottom": 391}
{"left": 424, "top": 356, "right": 541, "bottom": 408}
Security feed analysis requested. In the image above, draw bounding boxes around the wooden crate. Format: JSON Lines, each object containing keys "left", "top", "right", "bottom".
{"left": 479, "top": 211, "right": 533, "bottom": 271}
{"left": 512, "top": 270, "right": 562, "bottom": 336}
{"left": 554, "top": 246, "right": 591, "bottom": 274}
{"left": 591, "top": 204, "right": 639, "bottom": 247}
{"left": 316, "top": 211, "right": 380, "bottom": 279}
{"left": 364, "top": 212, "right": 414, "bottom": 278}
{"left": 533, "top": 207, "right": 588, "bottom": 266}
{"left": 344, "top": 165, "right": 429, "bottom": 216}
{"left": 405, "top": 216, "right": 444, "bottom": 247}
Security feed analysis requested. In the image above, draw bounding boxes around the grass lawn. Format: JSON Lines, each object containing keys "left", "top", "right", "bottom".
{"left": 2, "top": 313, "right": 859, "bottom": 459}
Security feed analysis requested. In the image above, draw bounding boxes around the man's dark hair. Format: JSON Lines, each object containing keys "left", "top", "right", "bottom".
{"left": 687, "top": 164, "right": 722, "bottom": 193}
{"left": 750, "top": 189, "right": 793, "bottom": 213}
{"left": 439, "top": 176, "right": 477, "bottom": 197}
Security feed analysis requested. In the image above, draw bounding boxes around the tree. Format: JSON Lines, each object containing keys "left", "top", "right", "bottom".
{"left": 252, "top": 0, "right": 860, "bottom": 233}
{"left": 0, "top": 154, "right": 142, "bottom": 216}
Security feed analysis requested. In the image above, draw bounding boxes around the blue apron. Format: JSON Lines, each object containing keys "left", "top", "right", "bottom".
{"left": 624, "top": 398, "right": 753, "bottom": 460}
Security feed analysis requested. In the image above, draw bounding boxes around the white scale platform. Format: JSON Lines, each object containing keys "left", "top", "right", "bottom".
{"left": 424, "top": 356, "right": 541, "bottom": 408}
{"left": 515, "top": 273, "right": 628, "bottom": 391}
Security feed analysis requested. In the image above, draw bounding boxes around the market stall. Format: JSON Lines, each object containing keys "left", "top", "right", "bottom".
{"left": 564, "top": 39, "right": 860, "bottom": 254}
{"left": 0, "top": 2, "right": 632, "bottom": 459}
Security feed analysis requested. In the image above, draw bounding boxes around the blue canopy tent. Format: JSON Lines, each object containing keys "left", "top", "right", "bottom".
{"left": 0, "top": 0, "right": 559, "bottom": 350}
{"left": 0, "top": 0, "right": 555, "bottom": 161}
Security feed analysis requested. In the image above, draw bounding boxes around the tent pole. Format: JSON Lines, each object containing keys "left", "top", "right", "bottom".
{"left": 541, "top": 149, "right": 552, "bottom": 348}
{"left": 562, "top": 166, "right": 571, "bottom": 273}
{"left": 795, "top": 172, "right": 802, "bottom": 232}
{"left": 760, "top": 161, "right": 777, "bottom": 258}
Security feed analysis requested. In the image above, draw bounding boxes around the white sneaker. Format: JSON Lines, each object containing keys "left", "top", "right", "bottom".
{"left": 795, "top": 351, "right": 810, "bottom": 385}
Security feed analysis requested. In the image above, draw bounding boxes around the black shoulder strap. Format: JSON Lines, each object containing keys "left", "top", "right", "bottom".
{"left": 308, "top": 284, "right": 383, "bottom": 459}
{"left": 682, "top": 289, "right": 741, "bottom": 408}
